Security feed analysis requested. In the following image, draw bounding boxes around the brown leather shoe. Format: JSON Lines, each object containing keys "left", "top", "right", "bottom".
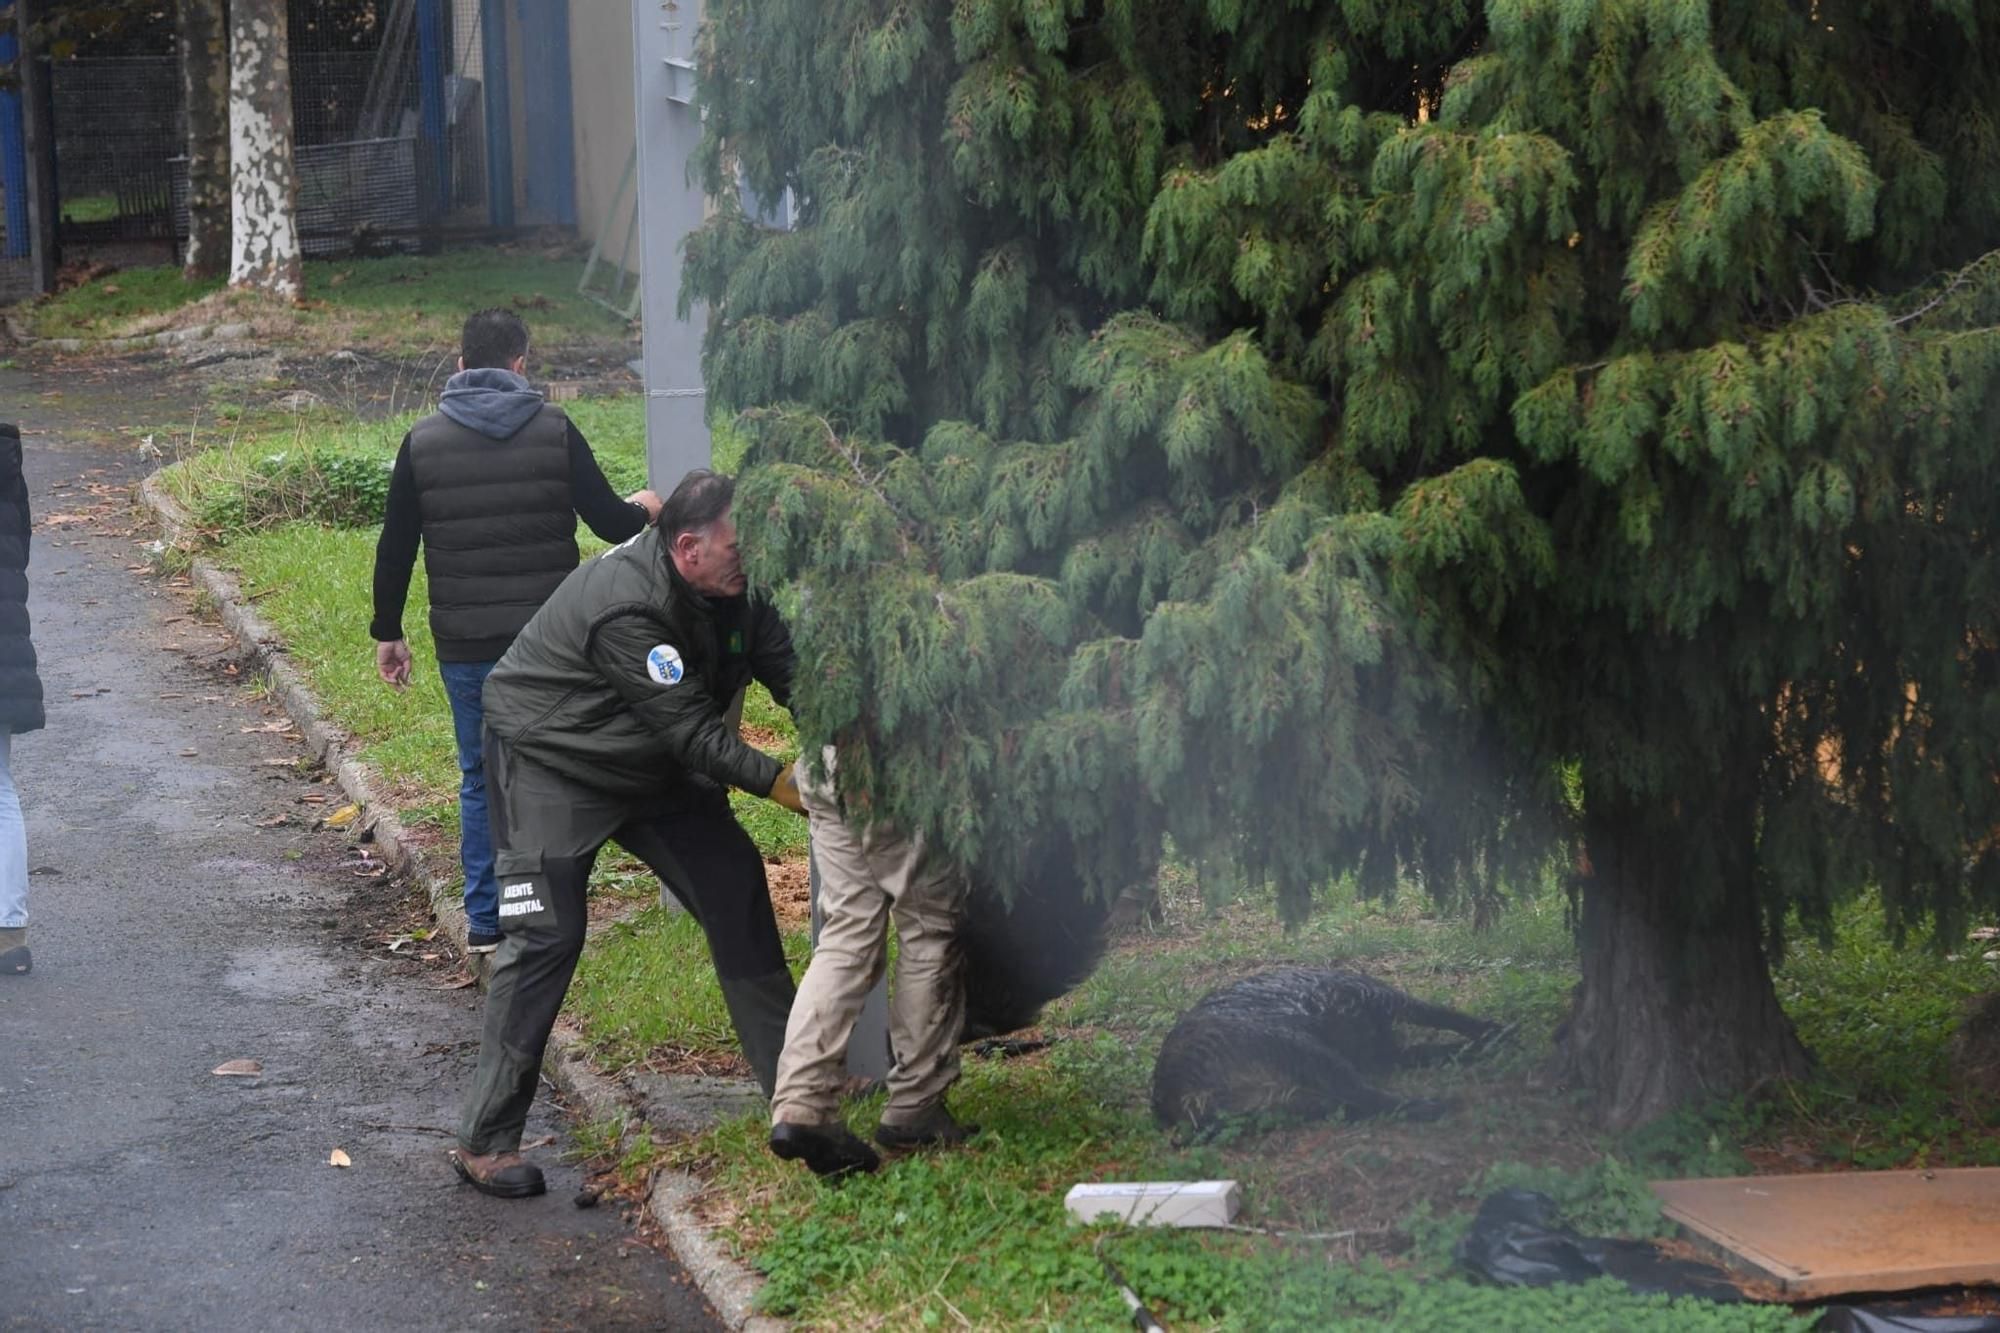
{"left": 449, "top": 1148, "right": 546, "bottom": 1199}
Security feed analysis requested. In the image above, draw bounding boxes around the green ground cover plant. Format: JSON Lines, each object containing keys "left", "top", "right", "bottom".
{"left": 21, "top": 249, "right": 628, "bottom": 351}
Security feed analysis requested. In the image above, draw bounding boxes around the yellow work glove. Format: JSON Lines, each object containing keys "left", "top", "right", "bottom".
{"left": 768, "top": 764, "right": 806, "bottom": 814}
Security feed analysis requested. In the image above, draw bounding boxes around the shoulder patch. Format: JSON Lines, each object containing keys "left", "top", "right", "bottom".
{"left": 644, "top": 644, "right": 685, "bottom": 686}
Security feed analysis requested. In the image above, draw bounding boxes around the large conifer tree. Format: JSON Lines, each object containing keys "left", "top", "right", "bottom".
{"left": 687, "top": 0, "right": 2000, "bottom": 1128}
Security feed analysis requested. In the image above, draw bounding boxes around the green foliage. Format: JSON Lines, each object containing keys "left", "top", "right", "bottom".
{"left": 1772, "top": 895, "right": 2000, "bottom": 1169}
{"left": 1472, "top": 1158, "right": 1670, "bottom": 1239}
{"left": 693, "top": 0, "right": 2000, "bottom": 1108}
{"left": 193, "top": 446, "right": 394, "bottom": 532}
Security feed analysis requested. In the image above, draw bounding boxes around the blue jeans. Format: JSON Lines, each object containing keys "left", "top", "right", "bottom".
{"left": 0, "top": 732, "right": 23, "bottom": 930}
{"left": 439, "top": 660, "right": 498, "bottom": 936}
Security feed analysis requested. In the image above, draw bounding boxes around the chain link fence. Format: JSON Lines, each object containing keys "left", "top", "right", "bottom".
{"left": 3, "top": 0, "right": 526, "bottom": 296}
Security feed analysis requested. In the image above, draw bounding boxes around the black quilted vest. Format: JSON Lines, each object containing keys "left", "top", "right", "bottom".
{"left": 0, "top": 426, "right": 44, "bottom": 734}
{"left": 406, "top": 405, "right": 577, "bottom": 662}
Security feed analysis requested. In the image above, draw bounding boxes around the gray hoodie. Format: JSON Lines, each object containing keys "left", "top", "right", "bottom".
{"left": 437, "top": 367, "right": 546, "bottom": 440}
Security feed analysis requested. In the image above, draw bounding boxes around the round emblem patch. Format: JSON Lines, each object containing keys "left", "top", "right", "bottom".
{"left": 645, "top": 644, "right": 685, "bottom": 686}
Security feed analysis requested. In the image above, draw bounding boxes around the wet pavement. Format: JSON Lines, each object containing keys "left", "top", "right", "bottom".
{"left": 0, "top": 365, "right": 723, "bottom": 1331}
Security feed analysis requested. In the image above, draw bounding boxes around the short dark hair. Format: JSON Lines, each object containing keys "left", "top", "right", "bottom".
{"left": 660, "top": 469, "right": 735, "bottom": 542}
{"left": 461, "top": 308, "right": 529, "bottom": 369}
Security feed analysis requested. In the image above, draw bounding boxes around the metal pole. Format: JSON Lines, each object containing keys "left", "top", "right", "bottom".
{"left": 0, "top": 2, "right": 28, "bottom": 261}
{"left": 478, "top": 0, "right": 513, "bottom": 228}
{"left": 414, "top": 0, "right": 449, "bottom": 224}
{"left": 629, "top": 0, "right": 710, "bottom": 489}
{"left": 515, "top": 0, "right": 575, "bottom": 227}
{"left": 16, "top": 0, "right": 51, "bottom": 291}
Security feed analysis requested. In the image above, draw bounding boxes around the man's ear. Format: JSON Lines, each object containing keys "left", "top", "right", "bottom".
{"left": 456, "top": 356, "right": 466, "bottom": 373}
{"left": 511, "top": 354, "right": 528, "bottom": 376}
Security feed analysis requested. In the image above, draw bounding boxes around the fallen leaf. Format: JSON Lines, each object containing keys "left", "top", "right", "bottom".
{"left": 259, "top": 758, "right": 298, "bottom": 767}
{"left": 329, "top": 1148, "right": 352, "bottom": 1168}
{"left": 431, "top": 974, "right": 478, "bottom": 990}
{"left": 322, "top": 803, "right": 361, "bottom": 829}
{"left": 177, "top": 748, "right": 199, "bottom": 757}
{"left": 520, "top": 1134, "right": 556, "bottom": 1150}
{"left": 299, "top": 793, "right": 328, "bottom": 804}
{"left": 212, "top": 1058, "right": 263, "bottom": 1076}
{"left": 254, "top": 813, "right": 290, "bottom": 827}
{"left": 156, "top": 692, "right": 184, "bottom": 699}
{"left": 239, "top": 720, "right": 296, "bottom": 734}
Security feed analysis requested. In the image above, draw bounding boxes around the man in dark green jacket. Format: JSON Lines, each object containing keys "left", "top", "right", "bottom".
{"left": 451, "top": 469, "right": 805, "bottom": 1199}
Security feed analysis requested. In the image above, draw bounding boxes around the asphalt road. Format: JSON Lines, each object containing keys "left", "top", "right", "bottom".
{"left": 0, "top": 373, "right": 724, "bottom": 1331}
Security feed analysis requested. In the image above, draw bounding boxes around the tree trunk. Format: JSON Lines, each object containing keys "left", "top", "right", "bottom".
{"left": 178, "top": 0, "right": 230, "bottom": 280}
{"left": 227, "top": 0, "right": 299, "bottom": 300}
{"left": 1560, "top": 809, "right": 1814, "bottom": 1131}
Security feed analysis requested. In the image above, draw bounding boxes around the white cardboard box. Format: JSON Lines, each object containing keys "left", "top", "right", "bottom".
{"left": 1064, "top": 1180, "right": 1243, "bottom": 1228}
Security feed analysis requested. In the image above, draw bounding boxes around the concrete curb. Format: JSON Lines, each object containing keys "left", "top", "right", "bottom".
{"left": 5, "top": 311, "right": 256, "bottom": 352}
{"left": 136, "top": 471, "right": 778, "bottom": 1330}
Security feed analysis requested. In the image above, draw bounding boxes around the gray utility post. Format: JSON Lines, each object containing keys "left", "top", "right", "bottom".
{"left": 630, "top": 0, "right": 711, "bottom": 491}
{"left": 630, "top": 0, "right": 891, "bottom": 1082}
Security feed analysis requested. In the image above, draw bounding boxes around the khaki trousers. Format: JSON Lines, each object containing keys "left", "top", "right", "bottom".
{"left": 771, "top": 748, "right": 968, "bottom": 1127}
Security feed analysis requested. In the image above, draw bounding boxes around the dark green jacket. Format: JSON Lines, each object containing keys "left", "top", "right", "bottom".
{"left": 482, "top": 525, "right": 794, "bottom": 799}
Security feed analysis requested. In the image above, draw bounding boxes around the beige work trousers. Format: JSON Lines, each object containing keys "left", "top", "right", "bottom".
{"left": 770, "top": 748, "right": 968, "bottom": 1127}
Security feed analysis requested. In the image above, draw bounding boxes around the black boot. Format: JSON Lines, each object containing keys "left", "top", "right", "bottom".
{"left": 719, "top": 967, "right": 795, "bottom": 1097}
{"left": 770, "top": 1121, "right": 880, "bottom": 1178}
{"left": 875, "top": 1102, "right": 980, "bottom": 1150}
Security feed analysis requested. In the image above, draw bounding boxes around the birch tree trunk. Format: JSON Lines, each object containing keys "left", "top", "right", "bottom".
{"left": 227, "top": 0, "right": 300, "bottom": 300}
{"left": 178, "top": 0, "right": 229, "bottom": 280}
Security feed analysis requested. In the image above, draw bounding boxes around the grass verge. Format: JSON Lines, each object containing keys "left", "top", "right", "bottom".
{"left": 24, "top": 248, "right": 630, "bottom": 352}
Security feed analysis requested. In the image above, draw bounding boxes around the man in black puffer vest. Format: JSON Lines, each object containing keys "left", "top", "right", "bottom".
{"left": 448, "top": 470, "right": 805, "bottom": 1198}
{"left": 370, "top": 309, "right": 661, "bottom": 955}
{"left": 0, "top": 424, "right": 45, "bottom": 976}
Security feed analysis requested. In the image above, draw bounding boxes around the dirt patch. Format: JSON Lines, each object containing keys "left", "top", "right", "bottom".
{"left": 740, "top": 724, "right": 788, "bottom": 752}
{"left": 768, "top": 857, "right": 810, "bottom": 929}
{"left": 636, "top": 1045, "right": 755, "bottom": 1082}
{"left": 15, "top": 332, "right": 635, "bottom": 431}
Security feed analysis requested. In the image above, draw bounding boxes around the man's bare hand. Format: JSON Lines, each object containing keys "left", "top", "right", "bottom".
{"left": 627, "top": 489, "right": 664, "bottom": 524}
{"left": 376, "top": 638, "right": 413, "bottom": 689}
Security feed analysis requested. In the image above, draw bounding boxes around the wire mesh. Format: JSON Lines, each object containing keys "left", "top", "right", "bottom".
{"left": 49, "top": 56, "right": 179, "bottom": 241}
{"left": 9, "top": 0, "right": 506, "bottom": 276}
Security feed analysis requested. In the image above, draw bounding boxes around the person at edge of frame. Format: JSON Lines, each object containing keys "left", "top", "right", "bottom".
{"left": 0, "top": 423, "right": 45, "bottom": 977}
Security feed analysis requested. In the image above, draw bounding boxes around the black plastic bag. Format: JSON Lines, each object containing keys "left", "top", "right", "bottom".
{"left": 1456, "top": 1188, "right": 1747, "bottom": 1302}
{"left": 1457, "top": 1189, "right": 2000, "bottom": 1332}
